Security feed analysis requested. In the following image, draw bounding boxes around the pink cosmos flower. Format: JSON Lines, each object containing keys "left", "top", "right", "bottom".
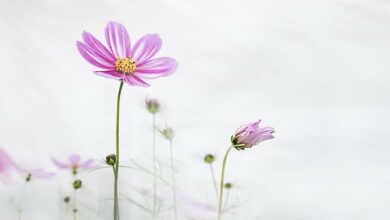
{"left": 231, "top": 119, "right": 275, "bottom": 150}
{"left": 76, "top": 21, "right": 177, "bottom": 87}
{"left": 52, "top": 154, "right": 96, "bottom": 175}
{"left": 0, "top": 148, "right": 16, "bottom": 183}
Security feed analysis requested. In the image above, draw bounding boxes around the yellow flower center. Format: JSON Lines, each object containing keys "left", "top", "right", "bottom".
{"left": 115, "top": 57, "right": 136, "bottom": 74}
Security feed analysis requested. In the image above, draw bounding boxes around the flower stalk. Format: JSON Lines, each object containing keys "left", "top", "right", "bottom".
{"left": 217, "top": 146, "right": 234, "bottom": 220}
{"left": 204, "top": 154, "right": 219, "bottom": 201}
{"left": 114, "top": 80, "right": 124, "bottom": 220}
{"left": 152, "top": 112, "right": 157, "bottom": 217}
{"left": 169, "top": 140, "right": 178, "bottom": 220}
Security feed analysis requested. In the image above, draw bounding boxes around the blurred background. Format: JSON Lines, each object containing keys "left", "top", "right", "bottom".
{"left": 1, "top": 0, "right": 390, "bottom": 219}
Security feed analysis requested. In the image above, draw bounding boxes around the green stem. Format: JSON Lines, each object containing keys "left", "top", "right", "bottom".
{"left": 114, "top": 80, "right": 124, "bottom": 220}
{"left": 223, "top": 189, "right": 230, "bottom": 211}
{"left": 73, "top": 189, "right": 77, "bottom": 220}
{"left": 218, "top": 146, "right": 234, "bottom": 220}
{"left": 17, "top": 181, "right": 28, "bottom": 220}
{"left": 152, "top": 113, "right": 157, "bottom": 217}
{"left": 209, "top": 163, "right": 219, "bottom": 202}
{"left": 169, "top": 140, "right": 178, "bottom": 220}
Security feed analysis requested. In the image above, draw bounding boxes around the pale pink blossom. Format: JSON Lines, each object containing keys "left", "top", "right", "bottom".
{"left": 77, "top": 21, "right": 177, "bottom": 87}
{"left": 231, "top": 119, "right": 275, "bottom": 149}
{"left": 52, "top": 154, "right": 96, "bottom": 175}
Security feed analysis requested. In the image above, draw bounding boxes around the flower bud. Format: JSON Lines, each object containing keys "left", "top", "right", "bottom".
{"left": 63, "top": 196, "right": 70, "bottom": 203}
{"left": 73, "top": 179, "right": 82, "bottom": 190}
{"left": 145, "top": 97, "right": 161, "bottom": 114}
{"left": 160, "top": 127, "right": 174, "bottom": 141}
{"left": 224, "top": 182, "right": 233, "bottom": 189}
{"left": 105, "top": 154, "right": 116, "bottom": 166}
{"left": 25, "top": 173, "right": 32, "bottom": 182}
{"left": 231, "top": 119, "right": 275, "bottom": 150}
{"left": 204, "top": 154, "right": 215, "bottom": 164}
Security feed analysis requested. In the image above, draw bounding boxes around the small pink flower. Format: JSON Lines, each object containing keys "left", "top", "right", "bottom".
{"left": 52, "top": 154, "right": 96, "bottom": 175}
{"left": 76, "top": 21, "right": 177, "bottom": 87}
{"left": 231, "top": 119, "right": 275, "bottom": 150}
{"left": 0, "top": 148, "right": 17, "bottom": 183}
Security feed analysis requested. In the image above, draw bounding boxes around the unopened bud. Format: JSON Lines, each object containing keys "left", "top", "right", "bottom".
{"left": 73, "top": 180, "right": 82, "bottom": 190}
{"left": 63, "top": 196, "right": 70, "bottom": 203}
{"left": 204, "top": 154, "right": 215, "bottom": 164}
{"left": 26, "top": 173, "right": 32, "bottom": 182}
{"left": 160, "top": 127, "right": 174, "bottom": 141}
{"left": 145, "top": 97, "right": 161, "bottom": 114}
{"left": 224, "top": 182, "right": 233, "bottom": 189}
{"left": 105, "top": 154, "right": 116, "bottom": 166}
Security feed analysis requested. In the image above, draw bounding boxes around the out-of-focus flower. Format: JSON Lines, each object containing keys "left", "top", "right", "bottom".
{"left": 231, "top": 119, "right": 275, "bottom": 150}
{"left": 52, "top": 154, "right": 96, "bottom": 175}
{"left": 145, "top": 97, "right": 161, "bottom": 113}
{"left": 159, "top": 125, "right": 174, "bottom": 141}
{"left": 105, "top": 154, "right": 117, "bottom": 166}
{"left": 19, "top": 168, "right": 55, "bottom": 181}
{"left": 0, "top": 148, "right": 16, "bottom": 183}
{"left": 73, "top": 179, "right": 82, "bottom": 190}
{"left": 76, "top": 21, "right": 177, "bottom": 87}
{"left": 224, "top": 182, "right": 233, "bottom": 189}
{"left": 204, "top": 154, "right": 216, "bottom": 164}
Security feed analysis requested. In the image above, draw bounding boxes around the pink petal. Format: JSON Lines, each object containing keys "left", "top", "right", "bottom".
{"left": 77, "top": 42, "right": 115, "bottom": 69}
{"left": 0, "top": 148, "right": 14, "bottom": 172}
{"left": 51, "top": 158, "right": 70, "bottom": 169}
{"left": 94, "top": 70, "right": 125, "bottom": 80}
{"left": 136, "top": 57, "right": 177, "bottom": 78}
{"left": 105, "top": 21, "right": 131, "bottom": 58}
{"left": 258, "top": 133, "right": 274, "bottom": 142}
{"left": 30, "top": 169, "right": 55, "bottom": 179}
{"left": 131, "top": 34, "right": 162, "bottom": 64}
{"left": 69, "top": 154, "right": 80, "bottom": 166}
{"left": 79, "top": 159, "right": 96, "bottom": 169}
{"left": 82, "top": 31, "right": 116, "bottom": 62}
{"left": 124, "top": 74, "right": 150, "bottom": 87}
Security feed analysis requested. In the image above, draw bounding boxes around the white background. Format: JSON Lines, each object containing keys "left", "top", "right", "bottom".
{"left": 0, "top": 0, "right": 390, "bottom": 219}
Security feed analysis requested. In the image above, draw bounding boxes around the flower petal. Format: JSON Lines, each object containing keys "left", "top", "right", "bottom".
{"left": 79, "top": 159, "right": 96, "bottom": 169}
{"left": 131, "top": 34, "right": 162, "bottom": 64}
{"left": 69, "top": 154, "right": 81, "bottom": 166}
{"left": 124, "top": 74, "right": 150, "bottom": 87}
{"left": 105, "top": 21, "right": 131, "bottom": 58}
{"left": 82, "top": 31, "right": 116, "bottom": 62}
{"left": 258, "top": 133, "right": 274, "bottom": 142}
{"left": 51, "top": 158, "right": 70, "bottom": 169}
{"left": 77, "top": 42, "right": 115, "bottom": 69}
{"left": 136, "top": 57, "right": 177, "bottom": 78}
{"left": 30, "top": 169, "right": 55, "bottom": 179}
{"left": 94, "top": 71, "right": 124, "bottom": 80}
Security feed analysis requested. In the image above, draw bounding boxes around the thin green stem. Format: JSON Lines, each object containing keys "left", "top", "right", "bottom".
{"left": 218, "top": 146, "right": 234, "bottom": 220}
{"left": 114, "top": 80, "right": 124, "bottom": 220}
{"left": 223, "top": 189, "right": 230, "bottom": 211}
{"left": 169, "top": 140, "right": 178, "bottom": 220}
{"left": 17, "top": 181, "right": 28, "bottom": 220}
{"left": 73, "top": 189, "right": 77, "bottom": 220}
{"left": 152, "top": 113, "right": 157, "bottom": 217}
{"left": 209, "top": 163, "right": 219, "bottom": 202}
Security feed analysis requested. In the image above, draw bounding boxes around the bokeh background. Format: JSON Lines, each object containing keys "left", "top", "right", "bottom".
{"left": 1, "top": 0, "right": 390, "bottom": 219}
